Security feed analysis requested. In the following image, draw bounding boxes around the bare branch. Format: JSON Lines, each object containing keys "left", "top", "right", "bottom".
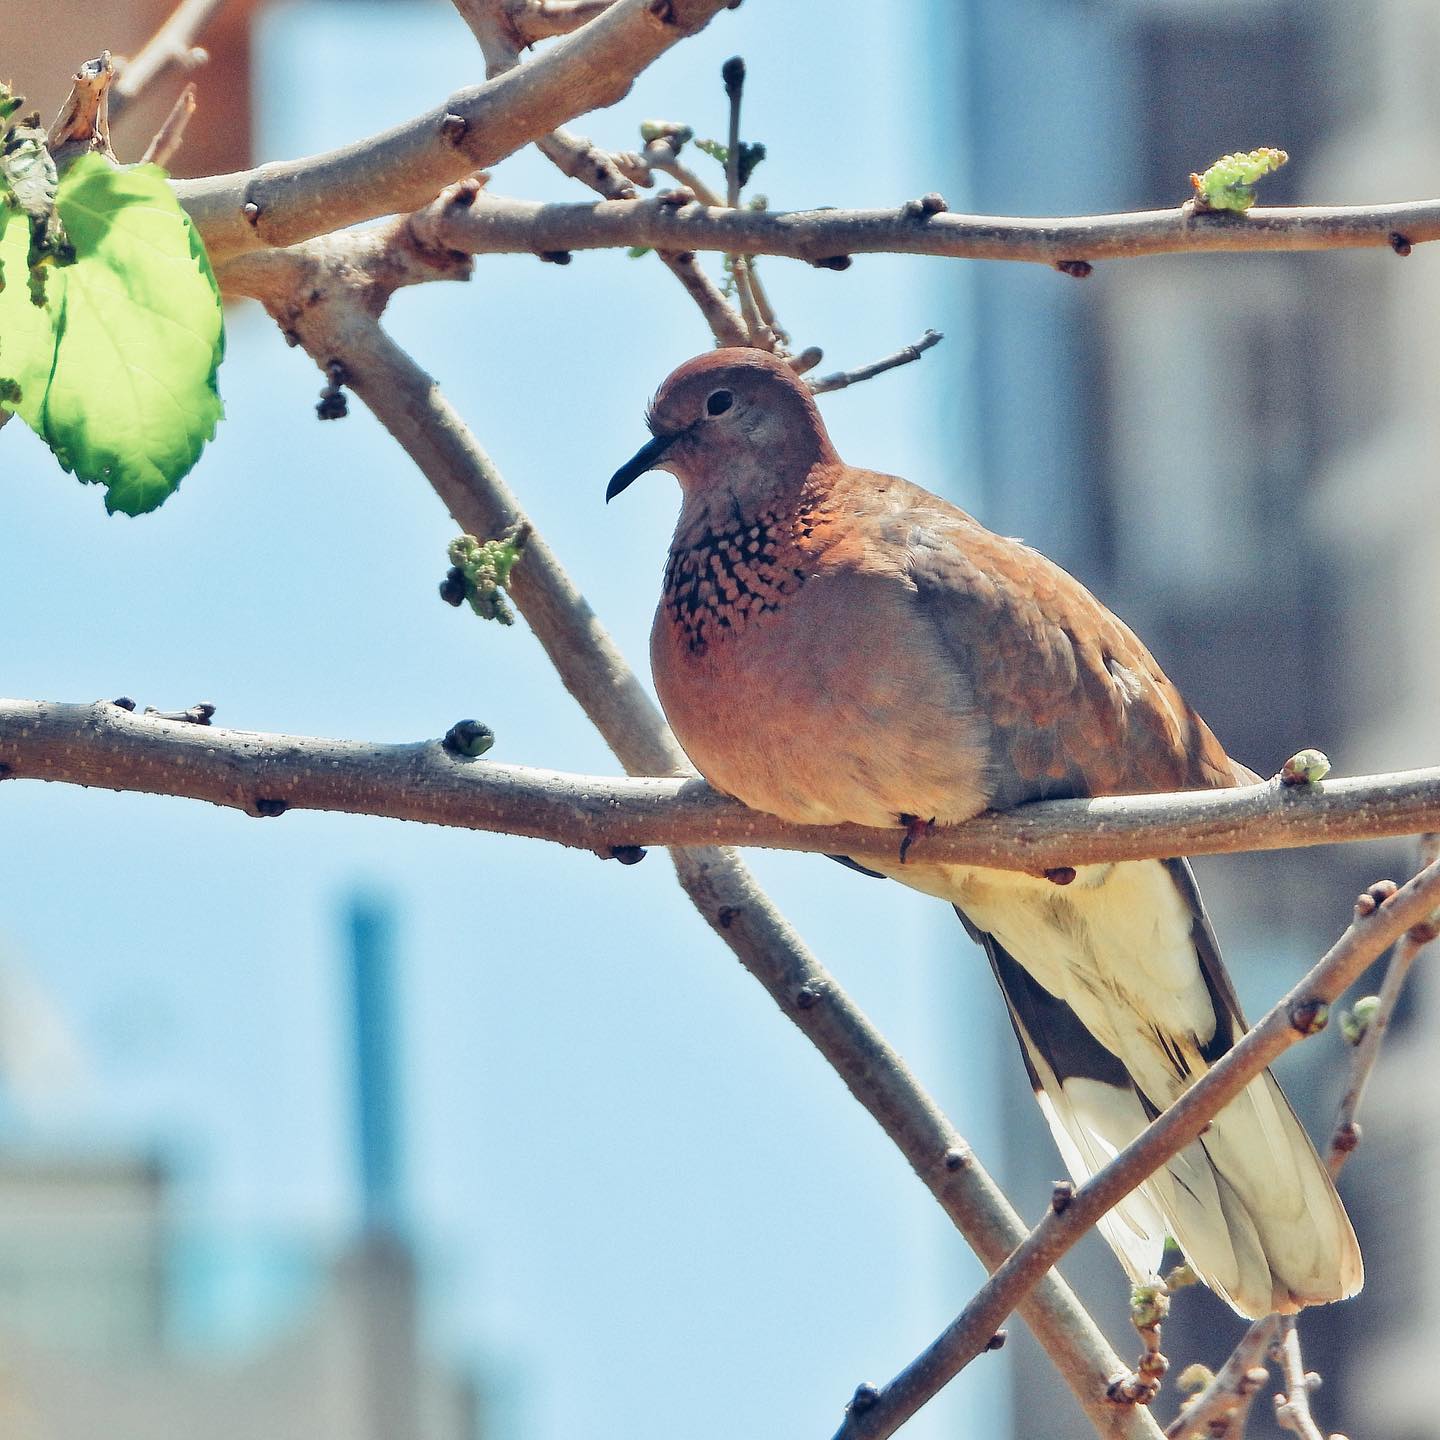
{"left": 1272, "top": 1320, "right": 1328, "bottom": 1440}
{"left": 1326, "top": 834, "right": 1440, "bottom": 1170}
{"left": 141, "top": 82, "right": 197, "bottom": 168}
{"left": 808, "top": 329, "right": 943, "bottom": 395}
{"left": 111, "top": 0, "right": 226, "bottom": 118}
{"left": 454, "top": 0, "right": 617, "bottom": 59}
{"left": 408, "top": 189, "right": 1440, "bottom": 270}
{"left": 6, "top": 701, "right": 1440, "bottom": 867}
{"left": 1165, "top": 1320, "right": 1276, "bottom": 1440}
{"left": 218, "top": 254, "right": 1162, "bottom": 1434}
{"left": 454, "top": 0, "right": 748, "bottom": 346}
{"left": 1171, "top": 836, "right": 1438, "bottom": 1440}
{"left": 174, "top": 0, "right": 740, "bottom": 265}
{"left": 831, "top": 858, "right": 1440, "bottom": 1440}
{"left": 657, "top": 249, "right": 752, "bottom": 345}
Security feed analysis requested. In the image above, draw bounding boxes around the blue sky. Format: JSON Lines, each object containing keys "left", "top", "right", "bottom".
{"left": 0, "top": 4, "right": 1034, "bottom": 1437}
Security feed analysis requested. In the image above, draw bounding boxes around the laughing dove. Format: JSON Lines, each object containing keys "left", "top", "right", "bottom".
{"left": 608, "top": 347, "right": 1361, "bottom": 1319}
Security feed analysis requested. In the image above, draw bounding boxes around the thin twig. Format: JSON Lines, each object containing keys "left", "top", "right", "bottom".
{"left": 1326, "top": 833, "right": 1440, "bottom": 1171}
{"left": 1169, "top": 835, "right": 1439, "bottom": 1440}
{"left": 400, "top": 189, "right": 1440, "bottom": 274}
{"left": 1272, "top": 1320, "right": 1327, "bottom": 1440}
{"left": 717, "top": 57, "right": 772, "bottom": 348}
{"left": 831, "top": 858, "right": 1440, "bottom": 1440}
{"left": 808, "top": 329, "right": 944, "bottom": 394}
{"left": 459, "top": 0, "right": 748, "bottom": 347}
{"left": 9, "top": 700, "right": 1440, "bottom": 867}
{"left": 141, "top": 82, "right": 197, "bottom": 168}
{"left": 111, "top": 0, "right": 227, "bottom": 118}
{"left": 1165, "top": 1319, "right": 1276, "bottom": 1440}
{"left": 177, "top": 0, "right": 739, "bottom": 264}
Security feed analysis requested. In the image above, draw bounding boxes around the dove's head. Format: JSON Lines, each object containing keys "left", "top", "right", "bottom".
{"left": 607, "top": 349, "right": 836, "bottom": 519}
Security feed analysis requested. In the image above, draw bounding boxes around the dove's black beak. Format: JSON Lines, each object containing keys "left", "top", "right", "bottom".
{"left": 607, "top": 433, "right": 678, "bottom": 502}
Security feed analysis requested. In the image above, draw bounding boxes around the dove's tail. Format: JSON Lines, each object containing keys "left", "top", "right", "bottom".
{"left": 952, "top": 856, "right": 1361, "bottom": 1319}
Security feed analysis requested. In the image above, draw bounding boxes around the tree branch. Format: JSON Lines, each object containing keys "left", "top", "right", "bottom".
{"left": 831, "top": 858, "right": 1440, "bottom": 1440}
{"left": 174, "top": 0, "right": 738, "bottom": 264}
{"left": 212, "top": 259, "right": 1163, "bottom": 1434}
{"left": 408, "top": 188, "right": 1440, "bottom": 269}
{"left": 4, "top": 699, "right": 1440, "bottom": 869}
{"left": 111, "top": 0, "right": 228, "bottom": 119}
{"left": 1169, "top": 837, "right": 1440, "bottom": 1440}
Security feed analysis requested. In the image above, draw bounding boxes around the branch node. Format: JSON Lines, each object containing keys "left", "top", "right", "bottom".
{"left": 1055, "top": 258, "right": 1093, "bottom": 278}
{"left": 143, "top": 701, "right": 215, "bottom": 725}
{"left": 442, "top": 719, "right": 495, "bottom": 758}
{"left": 811, "top": 254, "right": 853, "bottom": 271}
{"left": 1331, "top": 1119, "right": 1361, "bottom": 1154}
{"left": 608, "top": 844, "right": 647, "bottom": 865}
{"left": 1279, "top": 748, "right": 1331, "bottom": 786}
{"left": 657, "top": 186, "right": 696, "bottom": 207}
{"left": 317, "top": 359, "right": 350, "bottom": 421}
{"left": 847, "top": 1382, "right": 880, "bottom": 1414}
{"left": 538, "top": 249, "right": 573, "bottom": 264}
{"left": 1044, "top": 865, "right": 1077, "bottom": 886}
{"left": 715, "top": 904, "right": 740, "bottom": 929}
{"left": 795, "top": 981, "right": 825, "bottom": 1010}
{"left": 111, "top": 696, "right": 137, "bottom": 711}
{"left": 1389, "top": 231, "right": 1413, "bottom": 256}
{"left": 1354, "top": 878, "right": 1399, "bottom": 917}
{"left": 254, "top": 797, "right": 288, "bottom": 817}
{"left": 1050, "top": 1179, "right": 1075, "bottom": 1213}
{"left": 440, "top": 112, "right": 469, "bottom": 145}
{"left": 1287, "top": 997, "right": 1330, "bottom": 1036}
{"left": 904, "top": 192, "right": 949, "bottom": 218}
{"left": 242, "top": 201, "right": 261, "bottom": 226}
{"left": 942, "top": 1146, "right": 971, "bottom": 1172}
{"left": 985, "top": 1329, "right": 1008, "bottom": 1352}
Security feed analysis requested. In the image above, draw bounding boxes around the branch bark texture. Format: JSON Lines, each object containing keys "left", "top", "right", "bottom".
{"left": 176, "top": 0, "right": 737, "bottom": 264}
{"left": 411, "top": 189, "right": 1440, "bottom": 268}
{"left": 4, "top": 700, "right": 1438, "bottom": 870}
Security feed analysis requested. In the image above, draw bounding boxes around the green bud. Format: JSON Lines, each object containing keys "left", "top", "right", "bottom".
{"left": 1190, "top": 147, "right": 1289, "bottom": 213}
{"left": 1177, "top": 1363, "right": 1216, "bottom": 1395}
{"left": 1280, "top": 748, "right": 1330, "bottom": 786}
{"left": 1129, "top": 1281, "right": 1169, "bottom": 1329}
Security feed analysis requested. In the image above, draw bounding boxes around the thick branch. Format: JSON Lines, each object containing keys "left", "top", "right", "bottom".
{"left": 833, "top": 858, "right": 1440, "bottom": 1440}
{"left": 412, "top": 188, "right": 1440, "bottom": 267}
{"left": 4, "top": 701, "right": 1439, "bottom": 868}
{"left": 175, "top": 0, "right": 737, "bottom": 264}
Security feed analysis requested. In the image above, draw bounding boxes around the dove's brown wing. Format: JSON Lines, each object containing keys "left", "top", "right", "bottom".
{"left": 865, "top": 480, "right": 1358, "bottom": 1317}
{"left": 893, "top": 491, "right": 1246, "bottom": 808}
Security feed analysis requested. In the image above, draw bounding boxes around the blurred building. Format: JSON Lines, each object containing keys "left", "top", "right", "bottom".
{"left": 0, "top": 897, "right": 480, "bottom": 1440}
{"left": 962, "top": 1, "right": 1438, "bottom": 1435}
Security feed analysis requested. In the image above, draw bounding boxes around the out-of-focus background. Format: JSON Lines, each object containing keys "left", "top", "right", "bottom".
{"left": 4, "top": 3, "right": 1439, "bottom": 1437}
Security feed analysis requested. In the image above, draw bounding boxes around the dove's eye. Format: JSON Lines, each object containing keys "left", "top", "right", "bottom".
{"left": 705, "top": 389, "right": 734, "bottom": 417}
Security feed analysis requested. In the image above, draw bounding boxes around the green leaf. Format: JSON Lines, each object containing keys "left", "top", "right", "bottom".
{"left": 5, "top": 154, "right": 225, "bottom": 515}
{"left": 1190, "top": 147, "right": 1288, "bottom": 213}
{"left": 0, "top": 205, "right": 61, "bottom": 422}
